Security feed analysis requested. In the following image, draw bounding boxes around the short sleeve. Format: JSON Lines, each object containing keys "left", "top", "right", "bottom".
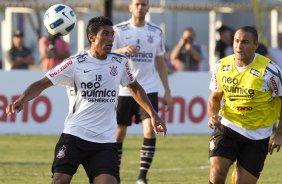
{"left": 156, "top": 29, "right": 166, "bottom": 56}
{"left": 45, "top": 58, "right": 74, "bottom": 87}
{"left": 120, "top": 61, "right": 135, "bottom": 87}
{"left": 265, "top": 62, "right": 282, "bottom": 97}
{"left": 209, "top": 63, "right": 222, "bottom": 92}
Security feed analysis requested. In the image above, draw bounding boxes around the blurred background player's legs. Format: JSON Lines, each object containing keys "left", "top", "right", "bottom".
{"left": 136, "top": 118, "right": 156, "bottom": 184}
{"left": 116, "top": 124, "right": 127, "bottom": 174}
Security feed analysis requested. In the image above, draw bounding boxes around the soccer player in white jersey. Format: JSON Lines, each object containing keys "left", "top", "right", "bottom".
{"left": 208, "top": 26, "right": 282, "bottom": 184}
{"left": 112, "top": 0, "right": 172, "bottom": 184}
{"left": 5, "top": 16, "right": 166, "bottom": 184}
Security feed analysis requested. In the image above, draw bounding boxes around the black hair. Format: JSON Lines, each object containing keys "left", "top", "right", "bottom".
{"left": 238, "top": 26, "right": 258, "bottom": 43}
{"left": 184, "top": 27, "right": 195, "bottom": 34}
{"left": 217, "top": 25, "right": 232, "bottom": 33}
{"left": 86, "top": 16, "right": 113, "bottom": 44}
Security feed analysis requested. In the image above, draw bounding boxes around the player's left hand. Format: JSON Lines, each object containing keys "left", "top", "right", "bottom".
{"left": 268, "top": 132, "right": 282, "bottom": 155}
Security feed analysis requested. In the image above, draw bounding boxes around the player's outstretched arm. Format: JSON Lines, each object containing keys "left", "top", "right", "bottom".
{"left": 6, "top": 77, "right": 53, "bottom": 115}
{"left": 269, "top": 97, "right": 282, "bottom": 155}
{"left": 127, "top": 80, "right": 167, "bottom": 135}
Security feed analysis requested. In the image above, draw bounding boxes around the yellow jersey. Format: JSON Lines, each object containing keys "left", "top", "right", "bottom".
{"left": 218, "top": 54, "right": 280, "bottom": 129}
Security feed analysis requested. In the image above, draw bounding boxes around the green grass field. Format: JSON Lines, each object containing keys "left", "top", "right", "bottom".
{"left": 0, "top": 135, "right": 281, "bottom": 184}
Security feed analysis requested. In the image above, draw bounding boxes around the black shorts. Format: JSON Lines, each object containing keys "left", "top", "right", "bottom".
{"left": 52, "top": 134, "right": 119, "bottom": 182}
{"left": 209, "top": 125, "right": 269, "bottom": 178}
{"left": 117, "top": 92, "right": 158, "bottom": 126}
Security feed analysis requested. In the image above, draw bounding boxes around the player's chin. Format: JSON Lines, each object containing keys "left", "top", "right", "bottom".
{"left": 104, "top": 45, "right": 112, "bottom": 53}
{"left": 234, "top": 54, "right": 245, "bottom": 60}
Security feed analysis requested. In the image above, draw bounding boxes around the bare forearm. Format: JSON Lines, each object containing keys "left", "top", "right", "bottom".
{"left": 156, "top": 56, "right": 170, "bottom": 92}
{"left": 208, "top": 94, "right": 222, "bottom": 117}
{"left": 170, "top": 42, "right": 183, "bottom": 60}
{"left": 17, "top": 77, "right": 53, "bottom": 104}
{"left": 128, "top": 81, "right": 155, "bottom": 116}
{"left": 114, "top": 48, "right": 125, "bottom": 54}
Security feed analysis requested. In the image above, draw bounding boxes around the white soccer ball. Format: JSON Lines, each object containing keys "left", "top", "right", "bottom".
{"left": 43, "top": 4, "right": 76, "bottom": 36}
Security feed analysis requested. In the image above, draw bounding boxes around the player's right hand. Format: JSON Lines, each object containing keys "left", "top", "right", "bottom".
{"left": 124, "top": 45, "right": 139, "bottom": 56}
{"left": 208, "top": 115, "right": 222, "bottom": 129}
{"left": 151, "top": 113, "right": 167, "bottom": 136}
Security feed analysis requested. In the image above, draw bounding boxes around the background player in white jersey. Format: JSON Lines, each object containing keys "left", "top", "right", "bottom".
{"left": 112, "top": 0, "right": 172, "bottom": 183}
{"left": 5, "top": 16, "right": 166, "bottom": 184}
{"left": 208, "top": 26, "right": 282, "bottom": 184}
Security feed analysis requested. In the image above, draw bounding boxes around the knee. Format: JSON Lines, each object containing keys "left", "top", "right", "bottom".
{"left": 52, "top": 173, "right": 72, "bottom": 184}
{"left": 209, "top": 169, "right": 226, "bottom": 184}
{"left": 143, "top": 124, "right": 156, "bottom": 138}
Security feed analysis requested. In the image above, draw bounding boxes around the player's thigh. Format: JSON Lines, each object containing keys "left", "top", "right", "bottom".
{"left": 52, "top": 134, "right": 84, "bottom": 177}
{"left": 94, "top": 174, "right": 117, "bottom": 184}
{"left": 52, "top": 173, "right": 72, "bottom": 184}
{"left": 209, "top": 125, "right": 237, "bottom": 179}
{"left": 209, "top": 125, "right": 238, "bottom": 161}
{"left": 83, "top": 143, "right": 119, "bottom": 183}
{"left": 210, "top": 156, "right": 233, "bottom": 178}
{"left": 237, "top": 137, "right": 269, "bottom": 179}
{"left": 235, "top": 162, "right": 258, "bottom": 184}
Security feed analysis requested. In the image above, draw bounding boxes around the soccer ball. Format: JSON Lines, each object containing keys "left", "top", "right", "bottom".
{"left": 43, "top": 4, "right": 76, "bottom": 36}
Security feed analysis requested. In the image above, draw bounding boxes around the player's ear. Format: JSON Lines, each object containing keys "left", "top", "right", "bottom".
{"left": 129, "top": 4, "right": 133, "bottom": 13}
{"left": 88, "top": 33, "right": 96, "bottom": 43}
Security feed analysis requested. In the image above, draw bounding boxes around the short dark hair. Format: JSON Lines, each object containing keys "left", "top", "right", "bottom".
{"left": 217, "top": 25, "right": 232, "bottom": 33}
{"left": 238, "top": 26, "right": 258, "bottom": 43}
{"left": 184, "top": 27, "right": 195, "bottom": 34}
{"left": 86, "top": 16, "right": 113, "bottom": 44}
{"left": 13, "top": 30, "right": 23, "bottom": 37}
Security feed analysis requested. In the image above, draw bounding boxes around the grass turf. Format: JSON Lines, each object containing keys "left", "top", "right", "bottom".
{"left": 0, "top": 135, "right": 281, "bottom": 184}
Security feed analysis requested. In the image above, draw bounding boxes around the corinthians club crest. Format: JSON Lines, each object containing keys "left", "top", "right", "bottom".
{"left": 110, "top": 65, "right": 118, "bottom": 76}
{"left": 209, "top": 137, "right": 216, "bottom": 151}
{"left": 147, "top": 35, "right": 154, "bottom": 44}
{"left": 57, "top": 145, "right": 67, "bottom": 159}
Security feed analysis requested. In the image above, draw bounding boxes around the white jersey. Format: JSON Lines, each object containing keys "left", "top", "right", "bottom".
{"left": 45, "top": 50, "right": 135, "bottom": 143}
{"left": 209, "top": 54, "right": 282, "bottom": 140}
{"left": 112, "top": 19, "right": 166, "bottom": 96}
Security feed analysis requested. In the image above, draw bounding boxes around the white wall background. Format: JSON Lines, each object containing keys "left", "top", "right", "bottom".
{"left": 0, "top": 71, "right": 213, "bottom": 135}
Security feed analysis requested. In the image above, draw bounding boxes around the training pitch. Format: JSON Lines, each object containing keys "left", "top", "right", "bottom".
{"left": 0, "top": 135, "right": 281, "bottom": 184}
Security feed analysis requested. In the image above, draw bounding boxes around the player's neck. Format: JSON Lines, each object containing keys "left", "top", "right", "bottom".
{"left": 90, "top": 49, "right": 107, "bottom": 60}
{"left": 131, "top": 17, "right": 145, "bottom": 27}
{"left": 235, "top": 55, "right": 255, "bottom": 67}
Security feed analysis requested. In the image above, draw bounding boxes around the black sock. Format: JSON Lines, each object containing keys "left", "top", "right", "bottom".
{"left": 138, "top": 138, "right": 156, "bottom": 180}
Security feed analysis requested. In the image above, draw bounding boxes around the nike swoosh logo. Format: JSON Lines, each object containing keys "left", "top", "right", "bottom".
{"left": 83, "top": 70, "right": 92, "bottom": 73}
{"left": 62, "top": 12, "right": 70, "bottom": 20}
